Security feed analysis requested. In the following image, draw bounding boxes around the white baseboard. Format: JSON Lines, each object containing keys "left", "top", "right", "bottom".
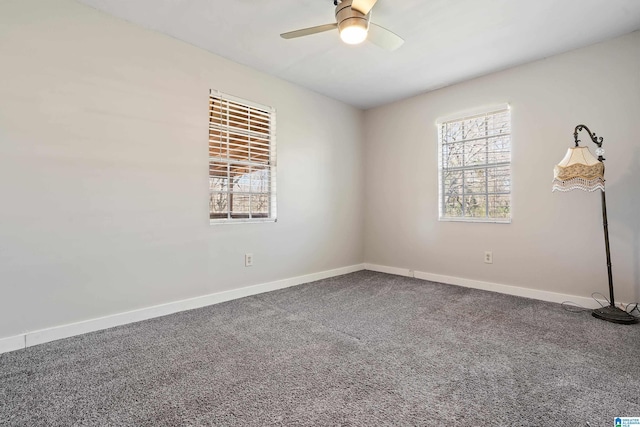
{"left": 363, "top": 263, "right": 414, "bottom": 277}
{"left": 2, "top": 263, "right": 365, "bottom": 354}
{"left": 3, "top": 262, "right": 615, "bottom": 355}
{"left": 365, "top": 263, "right": 603, "bottom": 309}
{"left": 0, "top": 334, "right": 26, "bottom": 354}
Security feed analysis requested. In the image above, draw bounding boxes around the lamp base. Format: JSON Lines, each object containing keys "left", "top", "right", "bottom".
{"left": 592, "top": 305, "right": 639, "bottom": 325}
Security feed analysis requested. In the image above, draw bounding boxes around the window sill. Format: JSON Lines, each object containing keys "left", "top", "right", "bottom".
{"left": 210, "top": 218, "right": 277, "bottom": 225}
{"left": 438, "top": 217, "right": 511, "bottom": 224}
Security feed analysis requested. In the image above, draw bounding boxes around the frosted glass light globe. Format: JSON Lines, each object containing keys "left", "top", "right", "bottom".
{"left": 340, "top": 25, "right": 367, "bottom": 44}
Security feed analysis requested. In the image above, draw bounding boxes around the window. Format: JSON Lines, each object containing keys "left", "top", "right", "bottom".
{"left": 437, "top": 105, "right": 511, "bottom": 222}
{"left": 209, "top": 90, "right": 276, "bottom": 223}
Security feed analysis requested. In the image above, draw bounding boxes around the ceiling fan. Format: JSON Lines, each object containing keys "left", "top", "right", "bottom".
{"left": 280, "top": 0, "right": 404, "bottom": 51}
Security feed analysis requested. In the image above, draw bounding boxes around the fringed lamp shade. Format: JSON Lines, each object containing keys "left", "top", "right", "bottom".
{"left": 552, "top": 146, "right": 604, "bottom": 192}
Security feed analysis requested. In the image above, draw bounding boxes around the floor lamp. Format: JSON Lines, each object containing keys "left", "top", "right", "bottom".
{"left": 552, "top": 124, "right": 638, "bottom": 325}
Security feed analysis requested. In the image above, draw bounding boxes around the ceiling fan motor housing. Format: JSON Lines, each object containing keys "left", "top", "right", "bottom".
{"left": 335, "top": 0, "right": 370, "bottom": 34}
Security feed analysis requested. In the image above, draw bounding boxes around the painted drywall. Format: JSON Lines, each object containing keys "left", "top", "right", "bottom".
{"left": 0, "top": 0, "right": 364, "bottom": 339}
{"left": 364, "top": 31, "right": 640, "bottom": 303}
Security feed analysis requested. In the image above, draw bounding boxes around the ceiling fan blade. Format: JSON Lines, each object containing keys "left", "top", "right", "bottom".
{"left": 368, "top": 23, "right": 404, "bottom": 51}
{"left": 280, "top": 23, "right": 338, "bottom": 39}
{"left": 351, "top": 0, "right": 377, "bottom": 15}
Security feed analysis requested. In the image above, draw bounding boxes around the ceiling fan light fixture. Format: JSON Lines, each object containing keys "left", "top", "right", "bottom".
{"left": 339, "top": 22, "right": 368, "bottom": 44}
{"left": 335, "top": 0, "right": 369, "bottom": 45}
{"left": 280, "top": 0, "right": 404, "bottom": 51}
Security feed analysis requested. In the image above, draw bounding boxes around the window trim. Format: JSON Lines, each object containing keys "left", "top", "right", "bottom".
{"left": 209, "top": 90, "right": 277, "bottom": 225}
{"left": 436, "top": 103, "right": 512, "bottom": 224}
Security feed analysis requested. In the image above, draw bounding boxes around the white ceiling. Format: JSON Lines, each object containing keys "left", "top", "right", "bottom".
{"left": 80, "top": 0, "right": 640, "bottom": 110}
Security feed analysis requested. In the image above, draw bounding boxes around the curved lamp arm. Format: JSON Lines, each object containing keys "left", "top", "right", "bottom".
{"left": 574, "top": 124, "right": 605, "bottom": 161}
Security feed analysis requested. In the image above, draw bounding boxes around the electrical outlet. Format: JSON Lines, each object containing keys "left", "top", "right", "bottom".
{"left": 484, "top": 251, "right": 493, "bottom": 264}
{"left": 245, "top": 253, "right": 253, "bottom": 267}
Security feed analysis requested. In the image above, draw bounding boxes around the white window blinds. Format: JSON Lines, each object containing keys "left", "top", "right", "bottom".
{"left": 437, "top": 105, "right": 511, "bottom": 222}
{"left": 209, "top": 90, "right": 277, "bottom": 223}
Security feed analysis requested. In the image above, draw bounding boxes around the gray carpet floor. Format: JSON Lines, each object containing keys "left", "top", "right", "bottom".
{"left": 1, "top": 271, "right": 639, "bottom": 426}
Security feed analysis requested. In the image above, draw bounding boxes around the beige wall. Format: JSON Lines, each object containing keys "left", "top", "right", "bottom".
{"left": 0, "top": 0, "right": 364, "bottom": 339}
{"left": 364, "top": 31, "right": 640, "bottom": 303}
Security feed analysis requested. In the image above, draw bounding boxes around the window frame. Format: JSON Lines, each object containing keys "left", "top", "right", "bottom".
{"left": 209, "top": 90, "right": 277, "bottom": 225}
{"left": 436, "top": 104, "right": 512, "bottom": 224}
